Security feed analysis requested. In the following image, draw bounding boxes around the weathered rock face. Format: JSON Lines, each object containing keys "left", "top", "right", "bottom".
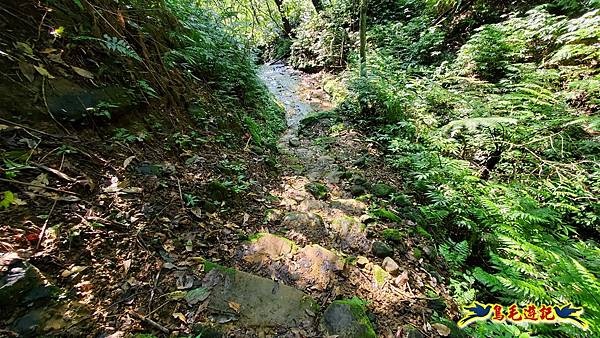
{"left": 330, "top": 199, "right": 368, "bottom": 215}
{"left": 45, "top": 79, "right": 136, "bottom": 122}
{"left": 292, "top": 244, "right": 345, "bottom": 290}
{"left": 328, "top": 216, "right": 369, "bottom": 251}
{"left": 281, "top": 211, "right": 324, "bottom": 229}
{"left": 243, "top": 233, "right": 295, "bottom": 263}
{"left": 321, "top": 299, "right": 376, "bottom": 338}
{"left": 202, "top": 268, "right": 317, "bottom": 328}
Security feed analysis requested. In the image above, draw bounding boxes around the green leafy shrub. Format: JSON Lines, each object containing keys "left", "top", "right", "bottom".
{"left": 454, "top": 25, "right": 513, "bottom": 82}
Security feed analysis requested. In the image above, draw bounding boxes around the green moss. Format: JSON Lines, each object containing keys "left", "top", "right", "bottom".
{"left": 371, "top": 183, "right": 395, "bottom": 197}
{"left": 415, "top": 226, "right": 432, "bottom": 239}
{"left": 372, "top": 265, "right": 389, "bottom": 286}
{"left": 371, "top": 208, "right": 402, "bottom": 223}
{"left": 305, "top": 182, "right": 329, "bottom": 200}
{"left": 203, "top": 260, "right": 236, "bottom": 277}
{"left": 299, "top": 110, "right": 339, "bottom": 128}
{"left": 381, "top": 228, "right": 404, "bottom": 242}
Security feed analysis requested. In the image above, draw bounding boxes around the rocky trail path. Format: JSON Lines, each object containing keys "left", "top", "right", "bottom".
{"left": 201, "top": 63, "right": 455, "bottom": 337}
{"left": 0, "top": 63, "right": 455, "bottom": 338}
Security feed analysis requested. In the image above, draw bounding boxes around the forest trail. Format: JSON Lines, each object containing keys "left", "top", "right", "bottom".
{"left": 203, "top": 63, "right": 454, "bottom": 337}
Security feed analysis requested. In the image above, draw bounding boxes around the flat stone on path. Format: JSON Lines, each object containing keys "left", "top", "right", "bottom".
{"left": 293, "top": 244, "right": 345, "bottom": 290}
{"left": 281, "top": 211, "right": 324, "bottom": 229}
{"left": 243, "top": 233, "right": 295, "bottom": 263}
{"left": 202, "top": 268, "right": 317, "bottom": 328}
{"left": 330, "top": 199, "right": 368, "bottom": 214}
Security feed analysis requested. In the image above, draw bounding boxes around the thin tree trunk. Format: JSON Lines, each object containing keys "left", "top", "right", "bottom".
{"left": 273, "top": 0, "right": 292, "bottom": 38}
{"left": 311, "top": 0, "right": 324, "bottom": 12}
{"left": 359, "top": 0, "right": 367, "bottom": 77}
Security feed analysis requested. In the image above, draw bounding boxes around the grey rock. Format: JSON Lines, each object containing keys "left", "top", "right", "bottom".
{"left": 288, "top": 138, "right": 301, "bottom": 147}
{"left": 281, "top": 211, "right": 324, "bottom": 229}
{"left": 350, "top": 184, "right": 367, "bottom": 196}
{"left": 1, "top": 253, "right": 43, "bottom": 309}
{"left": 372, "top": 241, "right": 394, "bottom": 258}
{"left": 382, "top": 257, "right": 400, "bottom": 276}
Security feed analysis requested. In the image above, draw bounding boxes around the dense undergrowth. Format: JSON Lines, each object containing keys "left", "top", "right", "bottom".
{"left": 0, "top": 0, "right": 284, "bottom": 148}
{"left": 320, "top": 1, "right": 600, "bottom": 337}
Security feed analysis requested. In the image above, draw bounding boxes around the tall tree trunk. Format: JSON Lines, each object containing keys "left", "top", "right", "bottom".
{"left": 359, "top": 0, "right": 367, "bottom": 77}
{"left": 273, "top": 0, "right": 293, "bottom": 38}
{"left": 311, "top": 0, "right": 324, "bottom": 12}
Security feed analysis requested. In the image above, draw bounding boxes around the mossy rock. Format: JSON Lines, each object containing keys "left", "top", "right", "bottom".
{"left": 371, "top": 208, "right": 402, "bottom": 223}
{"left": 372, "top": 241, "right": 393, "bottom": 258}
{"left": 321, "top": 297, "right": 376, "bottom": 338}
{"left": 203, "top": 260, "right": 236, "bottom": 277}
{"left": 305, "top": 182, "right": 329, "bottom": 200}
{"left": 371, "top": 183, "right": 395, "bottom": 198}
{"left": 299, "top": 110, "right": 338, "bottom": 129}
{"left": 381, "top": 229, "right": 404, "bottom": 242}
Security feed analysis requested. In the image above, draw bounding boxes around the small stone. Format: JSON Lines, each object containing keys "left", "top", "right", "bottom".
{"left": 350, "top": 184, "right": 367, "bottom": 196}
{"left": 382, "top": 257, "right": 400, "bottom": 276}
{"left": 356, "top": 256, "right": 369, "bottom": 267}
{"left": 321, "top": 299, "right": 376, "bottom": 338}
{"left": 372, "top": 241, "right": 393, "bottom": 258}
{"left": 288, "top": 138, "right": 301, "bottom": 147}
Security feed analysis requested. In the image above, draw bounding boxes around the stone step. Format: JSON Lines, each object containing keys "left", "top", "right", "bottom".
{"left": 201, "top": 263, "right": 318, "bottom": 328}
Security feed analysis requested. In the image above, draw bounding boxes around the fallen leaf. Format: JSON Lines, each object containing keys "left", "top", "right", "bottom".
{"left": 165, "top": 291, "right": 187, "bottom": 300}
{"left": 172, "top": 312, "right": 186, "bottom": 323}
{"left": 228, "top": 301, "right": 241, "bottom": 313}
{"left": 123, "top": 155, "right": 136, "bottom": 169}
{"left": 185, "top": 287, "right": 210, "bottom": 305}
{"left": 163, "top": 262, "right": 177, "bottom": 269}
{"left": 123, "top": 259, "right": 132, "bottom": 274}
{"left": 47, "top": 53, "right": 66, "bottom": 65}
{"left": 71, "top": 66, "right": 94, "bottom": 79}
{"left": 19, "top": 61, "right": 35, "bottom": 82}
{"left": 432, "top": 323, "right": 450, "bottom": 336}
{"left": 61, "top": 265, "right": 87, "bottom": 278}
{"left": 34, "top": 64, "right": 55, "bottom": 78}
{"left": 15, "top": 42, "right": 33, "bottom": 55}
{"left": 190, "top": 207, "right": 202, "bottom": 219}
